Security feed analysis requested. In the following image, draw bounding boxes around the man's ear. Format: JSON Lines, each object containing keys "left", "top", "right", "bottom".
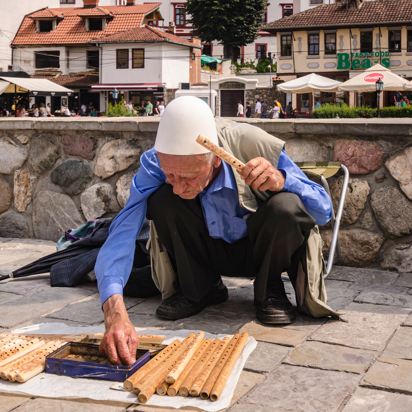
{"left": 213, "top": 156, "right": 222, "bottom": 169}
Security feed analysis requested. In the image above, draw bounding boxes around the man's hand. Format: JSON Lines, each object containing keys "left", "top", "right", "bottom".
{"left": 100, "top": 294, "right": 139, "bottom": 366}
{"left": 237, "top": 157, "right": 285, "bottom": 192}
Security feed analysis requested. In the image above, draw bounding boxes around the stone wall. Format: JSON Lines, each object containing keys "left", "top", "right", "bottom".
{"left": 246, "top": 81, "right": 286, "bottom": 111}
{"left": 0, "top": 117, "right": 411, "bottom": 274}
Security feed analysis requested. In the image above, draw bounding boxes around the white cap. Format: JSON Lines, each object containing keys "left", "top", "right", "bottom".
{"left": 154, "top": 96, "right": 218, "bottom": 155}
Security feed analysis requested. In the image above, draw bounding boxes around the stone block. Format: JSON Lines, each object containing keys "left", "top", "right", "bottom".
{"left": 344, "top": 302, "right": 411, "bottom": 316}
{"left": 231, "top": 370, "right": 265, "bottom": 404}
{"left": 62, "top": 135, "right": 96, "bottom": 160}
{"left": 12, "top": 398, "right": 127, "bottom": 412}
{"left": 382, "top": 327, "right": 412, "bottom": 359}
{"left": 385, "top": 146, "right": 412, "bottom": 200}
{"left": 404, "top": 314, "right": 412, "bottom": 326}
{"left": 322, "top": 229, "right": 384, "bottom": 267}
{"left": 0, "top": 211, "right": 30, "bottom": 238}
{"left": 394, "top": 272, "right": 412, "bottom": 287}
{"left": 128, "top": 313, "right": 175, "bottom": 330}
{"left": 0, "top": 278, "right": 52, "bottom": 296}
{"left": 371, "top": 186, "right": 412, "bottom": 238}
{"left": 333, "top": 140, "right": 385, "bottom": 175}
{"left": 246, "top": 364, "right": 359, "bottom": 410}
{"left": 14, "top": 169, "right": 36, "bottom": 212}
{"left": 359, "top": 209, "right": 374, "bottom": 229}
{"left": 127, "top": 295, "right": 163, "bottom": 315}
{"left": 33, "top": 190, "right": 84, "bottom": 241}
{"left": 0, "top": 286, "right": 96, "bottom": 328}
{"left": 329, "top": 176, "right": 370, "bottom": 225}
{"left": 283, "top": 311, "right": 326, "bottom": 333}
{"left": 328, "top": 266, "right": 398, "bottom": 285}
{"left": 343, "top": 387, "right": 412, "bottom": 412}
{"left": 284, "top": 341, "right": 375, "bottom": 374}
{"left": 15, "top": 134, "right": 30, "bottom": 145}
{"left": 207, "top": 287, "right": 255, "bottom": 316}
{"left": 101, "top": 119, "right": 139, "bottom": 132}
{"left": 244, "top": 341, "right": 290, "bottom": 373}
{"left": 239, "top": 321, "right": 309, "bottom": 346}
{"left": 137, "top": 119, "right": 161, "bottom": 133}
{"left": 355, "top": 291, "right": 412, "bottom": 308}
{"left": 324, "top": 287, "right": 360, "bottom": 311}
{"left": 94, "top": 139, "right": 141, "bottom": 179}
{"left": 230, "top": 404, "right": 268, "bottom": 412}
{"left": 0, "top": 176, "right": 12, "bottom": 213}
{"left": 80, "top": 183, "right": 120, "bottom": 220}
{"left": 51, "top": 159, "right": 93, "bottom": 196}
{"left": 382, "top": 243, "right": 412, "bottom": 273}
{"left": 116, "top": 172, "right": 135, "bottom": 208}
{"left": 28, "top": 134, "right": 60, "bottom": 174}
{"left": 363, "top": 357, "right": 412, "bottom": 393}
{"left": 349, "top": 282, "right": 406, "bottom": 294}
{"left": 0, "top": 394, "right": 31, "bottom": 411}
{"left": 310, "top": 307, "right": 407, "bottom": 351}
{"left": 0, "top": 292, "right": 22, "bottom": 304}
{"left": 285, "top": 138, "right": 332, "bottom": 163}
{"left": 0, "top": 138, "right": 28, "bottom": 175}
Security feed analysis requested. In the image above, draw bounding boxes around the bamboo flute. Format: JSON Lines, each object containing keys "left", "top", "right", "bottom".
{"left": 0, "top": 337, "right": 13, "bottom": 348}
{"left": 0, "top": 339, "right": 42, "bottom": 367}
{"left": 196, "top": 135, "right": 246, "bottom": 171}
{"left": 86, "top": 333, "right": 166, "bottom": 344}
{"left": 179, "top": 338, "right": 220, "bottom": 397}
{"left": 189, "top": 337, "right": 230, "bottom": 397}
{"left": 210, "top": 332, "right": 249, "bottom": 402}
{"left": 165, "top": 332, "right": 205, "bottom": 384}
{"left": 0, "top": 339, "right": 24, "bottom": 353}
{"left": 167, "top": 338, "right": 212, "bottom": 397}
{"left": 123, "top": 339, "right": 181, "bottom": 392}
{"left": 132, "top": 333, "right": 196, "bottom": 395}
{"left": 200, "top": 334, "right": 240, "bottom": 400}
{"left": 156, "top": 380, "right": 169, "bottom": 395}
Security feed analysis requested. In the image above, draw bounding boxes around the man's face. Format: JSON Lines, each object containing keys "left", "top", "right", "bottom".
{"left": 157, "top": 152, "right": 221, "bottom": 199}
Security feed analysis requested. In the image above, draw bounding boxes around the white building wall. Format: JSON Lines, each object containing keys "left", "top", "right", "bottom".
{"left": 161, "top": 44, "right": 190, "bottom": 89}
{"left": 1, "top": 0, "right": 60, "bottom": 71}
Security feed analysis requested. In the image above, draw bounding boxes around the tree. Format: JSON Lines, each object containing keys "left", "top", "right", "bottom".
{"left": 185, "top": 0, "right": 268, "bottom": 61}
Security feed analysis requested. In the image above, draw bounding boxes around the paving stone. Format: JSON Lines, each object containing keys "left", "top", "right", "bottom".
{"left": 207, "top": 287, "right": 255, "bottom": 316}
{"left": 324, "top": 279, "right": 354, "bottom": 289}
{"left": 283, "top": 312, "right": 326, "bottom": 333}
{"left": 328, "top": 266, "right": 398, "bottom": 285}
{"left": 12, "top": 398, "right": 128, "bottom": 412}
{"left": 0, "top": 287, "right": 96, "bottom": 328}
{"left": 0, "top": 291, "right": 23, "bottom": 304}
{"left": 284, "top": 341, "right": 376, "bottom": 374}
{"left": 246, "top": 364, "right": 359, "bottom": 410}
{"left": 128, "top": 313, "right": 174, "bottom": 330}
{"left": 344, "top": 301, "right": 411, "bottom": 316}
{"left": 127, "top": 295, "right": 163, "bottom": 315}
{"left": 343, "top": 387, "right": 412, "bottom": 412}
{"left": 404, "top": 313, "right": 412, "bottom": 326}
{"left": 0, "top": 393, "right": 31, "bottom": 411}
{"left": 325, "top": 287, "right": 360, "bottom": 311}
{"left": 239, "top": 321, "right": 309, "bottom": 347}
{"left": 309, "top": 307, "right": 407, "bottom": 351}
{"left": 354, "top": 291, "right": 412, "bottom": 308}
{"left": 349, "top": 282, "right": 407, "bottom": 294}
{"left": 173, "top": 309, "right": 254, "bottom": 335}
{"left": 0, "top": 277, "right": 52, "bottom": 295}
{"left": 46, "top": 295, "right": 145, "bottom": 324}
{"left": 382, "top": 327, "right": 412, "bottom": 359}
{"left": 231, "top": 370, "right": 265, "bottom": 404}
{"left": 394, "top": 272, "right": 412, "bottom": 288}
{"left": 230, "top": 405, "right": 268, "bottom": 412}
{"left": 244, "top": 341, "right": 290, "bottom": 373}
{"left": 222, "top": 276, "right": 254, "bottom": 289}
{"left": 381, "top": 243, "right": 412, "bottom": 273}
{"left": 363, "top": 357, "right": 412, "bottom": 394}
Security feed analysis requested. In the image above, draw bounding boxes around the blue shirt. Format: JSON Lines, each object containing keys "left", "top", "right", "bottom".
{"left": 95, "top": 148, "right": 332, "bottom": 306}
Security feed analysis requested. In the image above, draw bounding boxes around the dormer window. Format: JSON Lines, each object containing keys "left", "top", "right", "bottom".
{"left": 36, "top": 19, "right": 58, "bottom": 33}
{"left": 89, "top": 19, "right": 103, "bottom": 31}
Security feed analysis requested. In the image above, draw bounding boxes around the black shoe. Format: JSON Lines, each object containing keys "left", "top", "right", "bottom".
{"left": 156, "top": 280, "right": 229, "bottom": 320}
{"left": 255, "top": 287, "right": 296, "bottom": 325}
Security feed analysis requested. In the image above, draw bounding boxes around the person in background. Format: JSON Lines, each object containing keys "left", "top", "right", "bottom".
{"left": 18, "top": 105, "right": 27, "bottom": 117}
{"left": 273, "top": 99, "right": 283, "bottom": 117}
{"left": 81, "top": 103, "right": 87, "bottom": 114}
{"left": 404, "top": 95, "right": 410, "bottom": 106}
{"left": 88, "top": 102, "right": 94, "bottom": 112}
{"left": 261, "top": 101, "right": 268, "bottom": 119}
{"left": 401, "top": 96, "right": 408, "bottom": 107}
{"left": 254, "top": 99, "right": 261, "bottom": 118}
{"left": 31, "top": 104, "right": 39, "bottom": 117}
{"left": 237, "top": 100, "right": 244, "bottom": 117}
{"left": 245, "top": 101, "right": 252, "bottom": 118}
{"left": 271, "top": 103, "right": 281, "bottom": 119}
{"left": 315, "top": 100, "right": 321, "bottom": 109}
{"left": 127, "top": 100, "right": 134, "bottom": 112}
{"left": 158, "top": 100, "right": 165, "bottom": 116}
{"left": 145, "top": 100, "right": 153, "bottom": 116}
{"left": 394, "top": 92, "right": 402, "bottom": 107}
{"left": 62, "top": 105, "right": 71, "bottom": 117}
{"left": 47, "top": 103, "right": 52, "bottom": 116}
{"left": 285, "top": 102, "right": 295, "bottom": 118}
{"left": 39, "top": 103, "right": 47, "bottom": 117}
{"left": 154, "top": 101, "right": 161, "bottom": 116}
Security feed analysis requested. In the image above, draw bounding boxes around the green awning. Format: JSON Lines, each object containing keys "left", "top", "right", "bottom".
{"left": 201, "top": 55, "right": 222, "bottom": 64}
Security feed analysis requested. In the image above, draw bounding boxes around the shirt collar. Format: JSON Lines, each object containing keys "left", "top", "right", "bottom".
{"left": 206, "top": 160, "right": 235, "bottom": 194}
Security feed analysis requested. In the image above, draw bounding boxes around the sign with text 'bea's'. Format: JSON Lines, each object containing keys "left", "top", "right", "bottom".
{"left": 337, "top": 52, "right": 390, "bottom": 70}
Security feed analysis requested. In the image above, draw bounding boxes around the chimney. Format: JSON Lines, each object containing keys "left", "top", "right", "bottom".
{"left": 83, "top": 0, "right": 99, "bottom": 8}
{"left": 167, "top": 22, "right": 176, "bottom": 35}
{"left": 126, "top": 0, "right": 135, "bottom": 5}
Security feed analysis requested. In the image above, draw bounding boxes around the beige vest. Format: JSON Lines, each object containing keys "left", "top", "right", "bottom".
{"left": 149, "top": 118, "right": 340, "bottom": 318}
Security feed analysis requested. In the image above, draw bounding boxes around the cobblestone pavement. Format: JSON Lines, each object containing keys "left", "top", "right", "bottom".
{"left": 1, "top": 237, "right": 412, "bottom": 411}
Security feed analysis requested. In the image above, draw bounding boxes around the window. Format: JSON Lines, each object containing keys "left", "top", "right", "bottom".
{"left": 87, "top": 50, "right": 99, "bottom": 69}
{"left": 360, "top": 31, "right": 373, "bottom": 53}
{"left": 308, "top": 33, "right": 319, "bottom": 55}
{"left": 408, "top": 30, "right": 412, "bottom": 52}
{"left": 175, "top": 6, "right": 185, "bottom": 26}
{"left": 89, "top": 19, "right": 103, "bottom": 31}
{"left": 39, "top": 20, "right": 53, "bottom": 33}
{"left": 60, "top": 0, "right": 75, "bottom": 3}
{"left": 282, "top": 5, "right": 293, "bottom": 18}
{"left": 389, "top": 30, "right": 401, "bottom": 52}
{"left": 310, "top": 0, "right": 323, "bottom": 3}
{"left": 35, "top": 51, "right": 60, "bottom": 68}
{"left": 132, "top": 49, "right": 144, "bottom": 68}
{"left": 325, "top": 33, "right": 336, "bottom": 55}
{"left": 116, "top": 49, "right": 129, "bottom": 69}
{"left": 203, "top": 44, "right": 212, "bottom": 56}
{"left": 281, "top": 35, "right": 292, "bottom": 56}
{"left": 256, "top": 44, "right": 267, "bottom": 60}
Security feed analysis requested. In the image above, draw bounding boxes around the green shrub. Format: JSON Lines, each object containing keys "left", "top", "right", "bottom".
{"left": 312, "top": 103, "right": 412, "bottom": 118}
{"left": 233, "top": 59, "right": 276, "bottom": 73}
{"left": 106, "top": 99, "right": 135, "bottom": 117}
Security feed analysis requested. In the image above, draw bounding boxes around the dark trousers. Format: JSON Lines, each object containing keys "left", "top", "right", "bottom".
{"left": 147, "top": 184, "right": 315, "bottom": 303}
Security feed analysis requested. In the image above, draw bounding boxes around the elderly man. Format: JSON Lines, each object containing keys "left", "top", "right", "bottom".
{"left": 95, "top": 96, "right": 333, "bottom": 365}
